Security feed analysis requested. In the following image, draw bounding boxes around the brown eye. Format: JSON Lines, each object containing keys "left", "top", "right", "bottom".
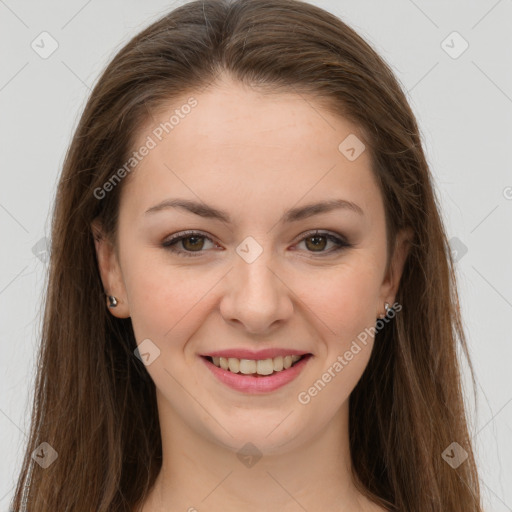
{"left": 162, "top": 231, "right": 216, "bottom": 257}
{"left": 181, "top": 235, "right": 206, "bottom": 251}
{"left": 304, "top": 234, "right": 328, "bottom": 252}
{"left": 295, "top": 230, "right": 351, "bottom": 256}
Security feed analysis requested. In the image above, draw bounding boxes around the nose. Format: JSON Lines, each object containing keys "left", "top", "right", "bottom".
{"left": 219, "top": 250, "right": 294, "bottom": 335}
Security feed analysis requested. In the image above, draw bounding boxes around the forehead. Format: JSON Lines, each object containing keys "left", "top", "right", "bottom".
{"left": 121, "top": 79, "right": 382, "bottom": 227}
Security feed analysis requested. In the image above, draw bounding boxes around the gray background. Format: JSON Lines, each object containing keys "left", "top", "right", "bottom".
{"left": 1, "top": 0, "right": 511, "bottom": 509}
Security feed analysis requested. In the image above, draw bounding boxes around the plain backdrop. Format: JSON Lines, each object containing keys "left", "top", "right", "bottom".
{"left": 1, "top": 0, "right": 511, "bottom": 510}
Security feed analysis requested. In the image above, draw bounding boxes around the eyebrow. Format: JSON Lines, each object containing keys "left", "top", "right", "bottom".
{"left": 144, "top": 198, "right": 364, "bottom": 223}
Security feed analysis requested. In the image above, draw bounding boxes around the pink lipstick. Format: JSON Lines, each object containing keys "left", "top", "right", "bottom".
{"left": 200, "top": 353, "right": 312, "bottom": 394}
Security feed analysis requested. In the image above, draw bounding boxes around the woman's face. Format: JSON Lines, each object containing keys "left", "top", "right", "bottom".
{"left": 93, "top": 76, "right": 410, "bottom": 455}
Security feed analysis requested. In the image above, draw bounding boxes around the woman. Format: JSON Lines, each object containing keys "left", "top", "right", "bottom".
{"left": 10, "top": 0, "right": 483, "bottom": 510}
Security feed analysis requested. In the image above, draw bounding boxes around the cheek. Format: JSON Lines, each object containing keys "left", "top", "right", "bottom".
{"left": 295, "top": 266, "right": 378, "bottom": 421}
{"left": 303, "top": 259, "right": 381, "bottom": 345}
{"left": 121, "top": 249, "right": 208, "bottom": 344}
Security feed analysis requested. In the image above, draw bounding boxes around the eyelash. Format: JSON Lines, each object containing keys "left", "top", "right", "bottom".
{"left": 161, "top": 229, "right": 352, "bottom": 258}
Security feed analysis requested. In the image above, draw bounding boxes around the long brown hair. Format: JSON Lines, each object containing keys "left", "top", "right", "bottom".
{"left": 10, "top": 0, "right": 482, "bottom": 510}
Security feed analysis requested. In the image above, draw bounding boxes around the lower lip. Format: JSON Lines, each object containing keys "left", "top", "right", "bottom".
{"left": 200, "top": 355, "right": 312, "bottom": 394}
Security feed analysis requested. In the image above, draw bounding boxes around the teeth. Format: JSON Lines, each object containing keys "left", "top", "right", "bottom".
{"left": 257, "top": 359, "right": 274, "bottom": 375}
{"left": 228, "top": 358, "right": 240, "bottom": 373}
{"left": 239, "top": 359, "right": 256, "bottom": 374}
{"left": 212, "top": 354, "right": 304, "bottom": 375}
{"left": 273, "top": 356, "right": 284, "bottom": 372}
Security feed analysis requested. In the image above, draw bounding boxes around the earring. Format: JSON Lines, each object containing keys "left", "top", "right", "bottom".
{"left": 379, "top": 302, "right": 391, "bottom": 319}
{"left": 108, "top": 295, "right": 118, "bottom": 308}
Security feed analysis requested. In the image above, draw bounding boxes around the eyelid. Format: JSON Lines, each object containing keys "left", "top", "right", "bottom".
{"left": 162, "top": 230, "right": 219, "bottom": 252}
{"left": 162, "top": 229, "right": 351, "bottom": 257}
{"left": 293, "top": 229, "right": 348, "bottom": 244}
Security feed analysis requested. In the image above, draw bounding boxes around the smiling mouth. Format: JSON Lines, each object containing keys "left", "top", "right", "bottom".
{"left": 202, "top": 354, "right": 312, "bottom": 377}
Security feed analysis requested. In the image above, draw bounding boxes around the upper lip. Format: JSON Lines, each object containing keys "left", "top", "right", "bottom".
{"left": 201, "top": 348, "right": 311, "bottom": 359}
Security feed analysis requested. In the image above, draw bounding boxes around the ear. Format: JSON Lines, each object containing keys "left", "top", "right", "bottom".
{"left": 91, "top": 218, "right": 130, "bottom": 318}
{"left": 377, "top": 227, "right": 413, "bottom": 316}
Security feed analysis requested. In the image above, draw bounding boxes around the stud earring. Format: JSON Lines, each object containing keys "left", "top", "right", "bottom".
{"left": 379, "top": 302, "right": 391, "bottom": 319}
{"left": 108, "top": 295, "right": 118, "bottom": 308}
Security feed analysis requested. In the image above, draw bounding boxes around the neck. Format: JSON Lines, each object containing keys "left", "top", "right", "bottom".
{"left": 140, "top": 392, "right": 377, "bottom": 512}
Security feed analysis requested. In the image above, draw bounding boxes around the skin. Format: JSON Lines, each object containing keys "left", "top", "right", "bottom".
{"left": 92, "top": 74, "right": 412, "bottom": 512}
